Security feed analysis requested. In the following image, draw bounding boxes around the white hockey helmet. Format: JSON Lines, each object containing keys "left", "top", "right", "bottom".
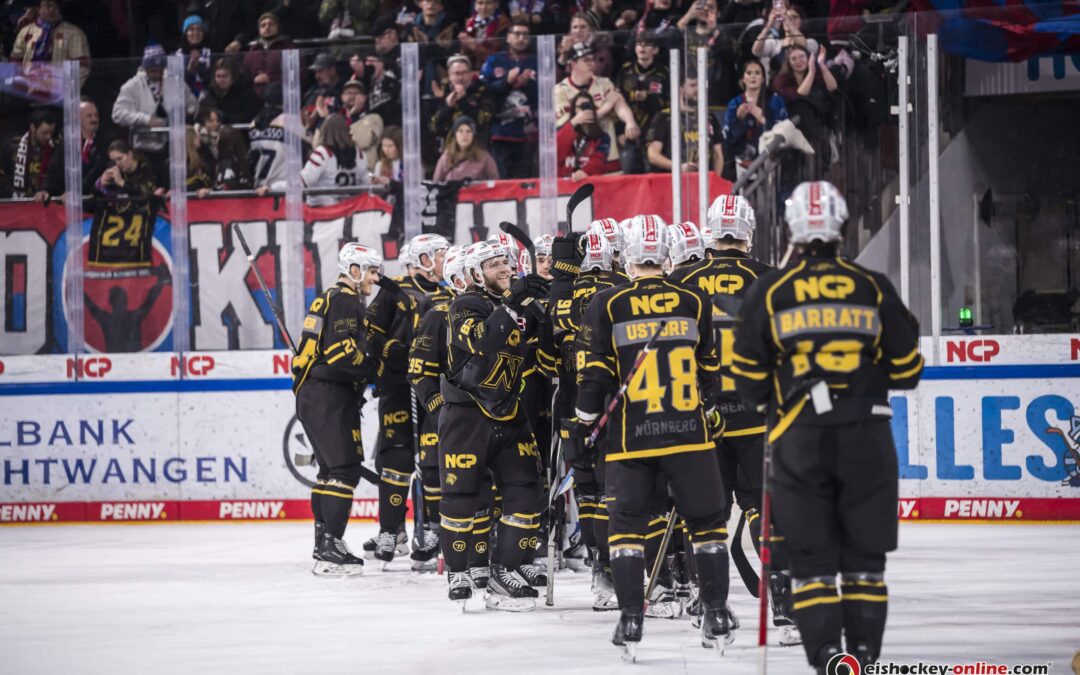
{"left": 409, "top": 233, "right": 450, "bottom": 273}
{"left": 667, "top": 222, "right": 706, "bottom": 266}
{"left": 785, "top": 181, "right": 849, "bottom": 244}
{"left": 399, "top": 243, "right": 415, "bottom": 269}
{"left": 580, "top": 230, "right": 613, "bottom": 272}
{"left": 623, "top": 215, "right": 669, "bottom": 266}
{"left": 338, "top": 242, "right": 384, "bottom": 277}
{"left": 707, "top": 194, "right": 756, "bottom": 249}
{"left": 533, "top": 233, "right": 554, "bottom": 257}
{"left": 589, "top": 218, "right": 625, "bottom": 253}
{"left": 464, "top": 240, "right": 508, "bottom": 286}
{"left": 443, "top": 245, "right": 469, "bottom": 293}
{"left": 488, "top": 232, "right": 521, "bottom": 272}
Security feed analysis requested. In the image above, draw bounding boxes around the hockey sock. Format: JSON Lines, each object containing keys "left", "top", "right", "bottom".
{"left": 496, "top": 512, "right": 538, "bottom": 569}
{"left": 841, "top": 573, "right": 888, "bottom": 662}
{"left": 609, "top": 544, "right": 646, "bottom": 611}
{"left": 791, "top": 575, "right": 844, "bottom": 667}
{"left": 745, "top": 507, "right": 763, "bottom": 557}
{"left": 311, "top": 485, "right": 324, "bottom": 524}
{"left": 575, "top": 493, "right": 600, "bottom": 551}
{"left": 378, "top": 467, "right": 411, "bottom": 533}
{"left": 440, "top": 513, "right": 474, "bottom": 572}
{"left": 317, "top": 480, "right": 355, "bottom": 538}
{"left": 468, "top": 508, "right": 492, "bottom": 567}
{"left": 643, "top": 512, "right": 670, "bottom": 575}
{"left": 593, "top": 500, "right": 610, "bottom": 563}
{"left": 690, "top": 540, "right": 730, "bottom": 609}
{"left": 421, "top": 467, "right": 441, "bottom": 523}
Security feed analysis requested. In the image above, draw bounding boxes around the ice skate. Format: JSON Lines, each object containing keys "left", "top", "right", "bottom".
{"left": 363, "top": 526, "right": 407, "bottom": 560}
{"left": 312, "top": 532, "right": 364, "bottom": 577}
{"left": 410, "top": 524, "right": 440, "bottom": 572}
{"left": 779, "top": 623, "right": 803, "bottom": 646}
{"left": 645, "top": 581, "right": 676, "bottom": 619}
{"left": 591, "top": 564, "right": 618, "bottom": 611}
{"left": 447, "top": 571, "right": 474, "bottom": 611}
{"left": 562, "top": 526, "right": 589, "bottom": 571}
{"left": 699, "top": 605, "right": 733, "bottom": 652}
{"left": 672, "top": 551, "right": 692, "bottom": 617}
{"left": 519, "top": 561, "right": 548, "bottom": 588}
{"left": 768, "top": 571, "right": 801, "bottom": 644}
{"left": 485, "top": 565, "right": 538, "bottom": 612}
{"left": 312, "top": 521, "right": 324, "bottom": 559}
{"left": 611, "top": 610, "right": 643, "bottom": 662}
{"left": 469, "top": 565, "right": 490, "bottom": 590}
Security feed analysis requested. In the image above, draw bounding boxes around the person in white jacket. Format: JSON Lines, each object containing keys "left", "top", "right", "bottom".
{"left": 112, "top": 43, "right": 198, "bottom": 154}
{"left": 268, "top": 113, "right": 368, "bottom": 206}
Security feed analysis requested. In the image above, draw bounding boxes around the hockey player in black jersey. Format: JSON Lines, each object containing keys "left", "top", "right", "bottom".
{"left": 438, "top": 240, "right": 550, "bottom": 611}
{"left": 731, "top": 181, "right": 923, "bottom": 671}
{"left": 292, "top": 243, "right": 383, "bottom": 577}
{"left": 564, "top": 215, "right": 733, "bottom": 655}
{"left": 364, "top": 233, "right": 452, "bottom": 565}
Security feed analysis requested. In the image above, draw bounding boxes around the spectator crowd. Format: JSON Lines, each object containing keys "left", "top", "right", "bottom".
{"left": 0, "top": 0, "right": 897, "bottom": 202}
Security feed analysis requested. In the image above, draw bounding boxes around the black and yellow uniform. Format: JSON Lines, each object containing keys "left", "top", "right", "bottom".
{"left": 292, "top": 281, "right": 375, "bottom": 540}
{"left": 731, "top": 251, "right": 923, "bottom": 667}
{"left": 438, "top": 287, "right": 543, "bottom": 574}
{"left": 576, "top": 275, "right": 730, "bottom": 616}
{"left": 365, "top": 273, "right": 452, "bottom": 539}
{"left": 408, "top": 291, "right": 452, "bottom": 523}
{"left": 670, "top": 249, "right": 775, "bottom": 550}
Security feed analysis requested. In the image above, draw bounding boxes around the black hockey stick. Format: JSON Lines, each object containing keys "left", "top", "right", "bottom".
{"left": 643, "top": 504, "right": 679, "bottom": 613}
{"left": 499, "top": 221, "right": 536, "bottom": 273}
{"left": 566, "top": 183, "right": 594, "bottom": 233}
{"left": 232, "top": 223, "right": 297, "bottom": 353}
{"left": 731, "top": 510, "right": 760, "bottom": 597}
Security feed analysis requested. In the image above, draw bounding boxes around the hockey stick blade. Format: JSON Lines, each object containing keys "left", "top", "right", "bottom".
{"left": 376, "top": 275, "right": 405, "bottom": 296}
{"left": 731, "top": 511, "right": 760, "bottom": 597}
{"left": 499, "top": 221, "right": 536, "bottom": 272}
{"left": 566, "top": 183, "right": 594, "bottom": 233}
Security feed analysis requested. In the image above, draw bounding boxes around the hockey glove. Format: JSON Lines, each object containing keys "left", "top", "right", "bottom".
{"left": 705, "top": 406, "right": 725, "bottom": 442}
{"left": 502, "top": 274, "right": 551, "bottom": 315}
{"left": 559, "top": 416, "right": 593, "bottom": 465}
{"left": 550, "top": 234, "right": 584, "bottom": 279}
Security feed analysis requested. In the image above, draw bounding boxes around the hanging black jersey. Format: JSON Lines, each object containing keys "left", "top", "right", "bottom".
{"left": 577, "top": 276, "right": 722, "bottom": 461}
{"left": 292, "top": 282, "right": 373, "bottom": 393}
{"left": 670, "top": 249, "right": 773, "bottom": 436}
{"left": 88, "top": 198, "right": 158, "bottom": 268}
{"left": 731, "top": 254, "right": 923, "bottom": 443}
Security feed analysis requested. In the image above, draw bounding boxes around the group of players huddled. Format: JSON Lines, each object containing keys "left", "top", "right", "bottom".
{"left": 290, "top": 179, "right": 923, "bottom": 673}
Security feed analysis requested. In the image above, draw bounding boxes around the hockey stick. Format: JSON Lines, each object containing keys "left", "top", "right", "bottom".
{"left": 499, "top": 221, "right": 536, "bottom": 273}
{"left": 566, "top": 183, "right": 594, "bottom": 233}
{"left": 731, "top": 510, "right": 760, "bottom": 597}
{"left": 757, "top": 426, "right": 775, "bottom": 674}
{"left": 545, "top": 380, "right": 561, "bottom": 606}
{"left": 232, "top": 223, "right": 297, "bottom": 353}
{"left": 642, "top": 504, "right": 679, "bottom": 612}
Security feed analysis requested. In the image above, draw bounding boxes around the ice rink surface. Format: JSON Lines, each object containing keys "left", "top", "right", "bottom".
{"left": 2, "top": 521, "right": 1077, "bottom": 675}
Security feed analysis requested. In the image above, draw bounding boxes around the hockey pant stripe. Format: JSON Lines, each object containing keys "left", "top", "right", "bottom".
{"left": 441, "top": 515, "right": 474, "bottom": 533}
{"left": 792, "top": 582, "right": 840, "bottom": 611}
{"left": 380, "top": 467, "right": 411, "bottom": 487}
{"left": 312, "top": 488, "right": 354, "bottom": 500}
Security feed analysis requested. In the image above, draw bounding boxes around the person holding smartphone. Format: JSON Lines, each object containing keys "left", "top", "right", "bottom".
{"left": 750, "top": 0, "right": 816, "bottom": 78}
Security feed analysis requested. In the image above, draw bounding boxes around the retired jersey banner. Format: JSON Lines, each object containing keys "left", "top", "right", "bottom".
{"left": 0, "top": 174, "right": 729, "bottom": 355}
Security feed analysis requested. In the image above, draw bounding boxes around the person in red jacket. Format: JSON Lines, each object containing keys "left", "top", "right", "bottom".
{"left": 557, "top": 92, "right": 620, "bottom": 180}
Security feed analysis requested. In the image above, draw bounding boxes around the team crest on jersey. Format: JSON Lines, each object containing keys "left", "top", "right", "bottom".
{"left": 1047, "top": 415, "right": 1080, "bottom": 487}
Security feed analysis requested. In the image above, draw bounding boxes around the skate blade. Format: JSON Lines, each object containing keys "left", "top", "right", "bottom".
{"left": 700, "top": 634, "right": 726, "bottom": 655}
{"left": 411, "top": 558, "right": 439, "bottom": 572}
{"left": 778, "top": 625, "right": 802, "bottom": 647}
{"left": 312, "top": 561, "right": 364, "bottom": 577}
{"left": 484, "top": 593, "right": 536, "bottom": 612}
{"left": 619, "top": 643, "right": 638, "bottom": 663}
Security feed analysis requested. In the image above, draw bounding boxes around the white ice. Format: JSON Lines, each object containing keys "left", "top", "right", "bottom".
{"left": 1, "top": 521, "right": 1077, "bottom": 674}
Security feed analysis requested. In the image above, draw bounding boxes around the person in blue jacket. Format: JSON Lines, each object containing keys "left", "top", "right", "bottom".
{"left": 721, "top": 59, "right": 787, "bottom": 180}
{"left": 479, "top": 16, "right": 538, "bottom": 179}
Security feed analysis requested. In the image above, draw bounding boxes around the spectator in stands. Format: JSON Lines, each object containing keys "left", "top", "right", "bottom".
{"left": 243, "top": 11, "right": 292, "bottom": 86}
{"left": 268, "top": 0, "right": 323, "bottom": 41}
{"left": 559, "top": 13, "right": 614, "bottom": 79}
{"left": 430, "top": 53, "right": 495, "bottom": 154}
{"left": 320, "top": 0, "right": 379, "bottom": 40}
{"left": 212, "top": 126, "right": 253, "bottom": 191}
{"left": 582, "top": 0, "right": 615, "bottom": 32}
{"left": 316, "top": 77, "right": 383, "bottom": 169}
{"left": 645, "top": 74, "right": 723, "bottom": 177}
{"left": 410, "top": 0, "right": 458, "bottom": 100}
{"left": 557, "top": 92, "right": 620, "bottom": 180}
{"left": 305, "top": 52, "right": 344, "bottom": 106}
{"left": 370, "top": 125, "right": 403, "bottom": 184}
{"left": 481, "top": 17, "right": 537, "bottom": 179}
{"left": 42, "top": 96, "right": 110, "bottom": 200}
{"left": 270, "top": 113, "right": 368, "bottom": 206}
{"left": 433, "top": 115, "right": 498, "bottom": 182}
{"left": 508, "top": 0, "right": 545, "bottom": 30}
{"left": 635, "top": 0, "right": 680, "bottom": 44}
{"left": 772, "top": 45, "right": 836, "bottom": 173}
{"left": 185, "top": 126, "right": 213, "bottom": 197}
{"left": 750, "top": 3, "right": 816, "bottom": 78}
{"left": 10, "top": 0, "right": 90, "bottom": 86}
{"left": 205, "top": 58, "right": 261, "bottom": 125}
{"left": 95, "top": 138, "right": 166, "bottom": 199}
{"left": 176, "top": 15, "right": 212, "bottom": 99}
{"left": 361, "top": 49, "right": 402, "bottom": 128}
{"left": 615, "top": 31, "right": 668, "bottom": 174}
{"left": 249, "top": 83, "right": 288, "bottom": 192}
{"left": 112, "top": 43, "right": 198, "bottom": 155}
{"left": 1, "top": 106, "right": 56, "bottom": 200}
{"left": 722, "top": 59, "right": 788, "bottom": 179}
{"left": 680, "top": 0, "right": 742, "bottom": 105}
{"left": 370, "top": 13, "right": 402, "bottom": 72}
{"left": 459, "top": 0, "right": 509, "bottom": 67}
{"left": 186, "top": 0, "right": 257, "bottom": 53}
{"left": 554, "top": 43, "right": 639, "bottom": 170}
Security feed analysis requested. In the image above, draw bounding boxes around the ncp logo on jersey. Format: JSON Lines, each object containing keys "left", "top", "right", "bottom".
{"left": 825, "top": 652, "right": 861, "bottom": 675}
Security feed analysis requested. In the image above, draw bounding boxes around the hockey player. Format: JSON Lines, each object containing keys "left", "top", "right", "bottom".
{"left": 534, "top": 234, "right": 555, "bottom": 279}
{"left": 731, "top": 181, "right": 923, "bottom": 670}
{"left": 364, "top": 233, "right": 452, "bottom": 566}
{"left": 292, "top": 242, "right": 383, "bottom": 577}
{"left": 668, "top": 196, "right": 794, "bottom": 640}
{"left": 564, "top": 215, "right": 733, "bottom": 654}
{"left": 665, "top": 221, "right": 706, "bottom": 275}
{"left": 439, "top": 240, "right": 550, "bottom": 611}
